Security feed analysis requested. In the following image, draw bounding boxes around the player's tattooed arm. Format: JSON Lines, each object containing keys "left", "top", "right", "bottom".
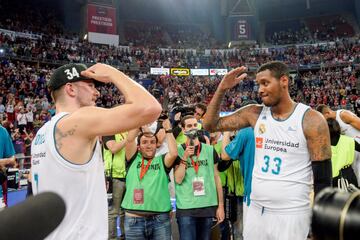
{"left": 203, "top": 95, "right": 261, "bottom": 133}
{"left": 303, "top": 109, "right": 332, "bottom": 161}
{"left": 203, "top": 66, "right": 255, "bottom": 132}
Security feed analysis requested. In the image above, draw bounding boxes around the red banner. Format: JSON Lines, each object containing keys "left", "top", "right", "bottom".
{"left": 87, "top": 4, "right": 116, "bottom": 34}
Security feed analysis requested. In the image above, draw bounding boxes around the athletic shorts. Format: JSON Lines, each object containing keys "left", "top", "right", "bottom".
{"left": 243, "top": 203, "right": 310, "bottom": 240}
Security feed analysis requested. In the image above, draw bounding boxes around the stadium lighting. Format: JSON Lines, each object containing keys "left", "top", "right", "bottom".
{"left": 228, "top": 42, "right": 231, "bottom": 48}
{"left": 83, "top": 34, "right": 88, "bottom": 40}
{"left": 0, "top": 49, "right": 4, "bottom": 54}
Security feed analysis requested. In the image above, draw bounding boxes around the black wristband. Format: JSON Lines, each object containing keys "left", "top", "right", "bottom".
{"left": 165, "top": 129, "right": 173, "bottom": 133}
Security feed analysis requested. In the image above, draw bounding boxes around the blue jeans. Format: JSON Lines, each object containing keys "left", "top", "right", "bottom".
{"left": 177, "top": 216, "right": 213, "bottom": 240}
{"left": 124, "top": 213, "right": 171, "bottom": 240}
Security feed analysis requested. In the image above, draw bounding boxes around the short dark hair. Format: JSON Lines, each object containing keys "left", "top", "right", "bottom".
{"left": 195, "top": 103, "right": 207, "bottom": 116}
{"left": 137, "top": 132, "right": 158, "bottom": 145}
{"left": 327, "top": 118, "right": 340, "bottom": 138}
{"left": 181, "top": 115, "right": 196, "bottom": 128}
{"left": 257, "top": 61, "right": 290, "bottom": 80}
{"left": 315, "top": 104, "right": 329, "bottom": 114}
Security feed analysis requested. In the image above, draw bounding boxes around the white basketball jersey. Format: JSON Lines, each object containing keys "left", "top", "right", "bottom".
{"left": 252, "top": 103, "right": 312, "bottom": 212}
{"left": 31, "top": 112, "right": 108, "bottom": 240}
{"left": 336, "top": 110, "right": 360, "bottom": 143}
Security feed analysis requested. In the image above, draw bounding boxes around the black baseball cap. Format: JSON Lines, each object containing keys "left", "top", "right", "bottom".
{"left": 48, "top": 63, "right": 94, "bottom": 91}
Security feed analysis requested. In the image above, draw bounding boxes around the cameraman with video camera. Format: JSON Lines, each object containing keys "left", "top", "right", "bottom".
{"left": 174, "top": 115, "right": 224, "bottom": 240}
{"left": 171, "top": 102, "right": 210, "bottom": 145}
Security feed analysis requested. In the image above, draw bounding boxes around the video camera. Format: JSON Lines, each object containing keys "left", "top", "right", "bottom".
{"left": 169, "top": 97, "right": 195, "bottom": 116}
{"left": 171, "top": 103, "right": 195, "bottom": 116}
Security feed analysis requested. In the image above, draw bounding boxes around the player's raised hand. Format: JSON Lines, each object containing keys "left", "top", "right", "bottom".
{"left": 219, "top": 66, "right": 247, "bottom": 91}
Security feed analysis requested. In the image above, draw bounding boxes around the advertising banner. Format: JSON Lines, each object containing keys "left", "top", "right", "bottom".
{"left": 87, "top": 4, "right": 116, "bottom": 34}
{"left": 170, "top": 68, "right": 190, "bottom": 76}
{"left": 209, "top": 69, "right": 228, "bottom": 76}
{"left": 190, "top": 69, "right": 209, "bottom": 76}
{"left": 150, "top": 68, "right": 170, "bottom": 75}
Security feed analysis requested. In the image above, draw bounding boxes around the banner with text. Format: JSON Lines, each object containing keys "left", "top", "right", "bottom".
{"left": 170, "top": 68, "right": 190, "bottom": 76}
{"left": 87, "top": 4, "right": 116, "bottom": 34}
{"left": 210, "top": 69, "right": 228, "bottom": 76}
{"left": 150, "top": 68, "right": 170, "bottom": 75}
{"left": 190, "top": 69, "right": 209, "bottom": 76}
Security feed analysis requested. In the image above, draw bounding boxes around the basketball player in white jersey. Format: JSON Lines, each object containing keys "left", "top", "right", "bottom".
{"left": 316, "top": 104, "right": 360, "bottom": 142}
{"left": 31, "top": 63, "right": 161, "bottom": 240}
{"left": 203, "top": 61, "right": 332, "bottom": 240}
{"left": 316, "top": 104, "right": 360, "bottom": 183}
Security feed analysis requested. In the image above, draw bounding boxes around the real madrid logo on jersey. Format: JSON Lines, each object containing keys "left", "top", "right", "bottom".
{"left": 259, "top": 123, "right": 266, "bottom": 134}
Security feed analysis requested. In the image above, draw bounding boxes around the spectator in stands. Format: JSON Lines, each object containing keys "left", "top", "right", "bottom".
{"left": 16, "top": 106, "right": 27, "bottom": 133}
{"left": 23, "top": 129, "right": 33, "bottom": 159}
{"left": 32, "top": 113, "right": 44, "bottom": 133}
{"left": 25, "top": 107, "right": 34, "bottom": 131}
{"left": 11, "top": 127, "right": 25, "bottom": 171}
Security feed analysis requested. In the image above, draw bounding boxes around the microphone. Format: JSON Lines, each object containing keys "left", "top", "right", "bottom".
{"left": 0, "top": 192, "right": 66, "bottom": 240}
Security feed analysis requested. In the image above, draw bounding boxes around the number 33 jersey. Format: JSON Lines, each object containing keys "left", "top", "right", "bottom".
{"left": 252, "top": 103, "right": 312, "bottom": 212}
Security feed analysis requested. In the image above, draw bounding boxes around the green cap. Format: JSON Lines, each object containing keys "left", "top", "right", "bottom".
{"left": 48, "top": 63, "right": 93, "bottom": 91}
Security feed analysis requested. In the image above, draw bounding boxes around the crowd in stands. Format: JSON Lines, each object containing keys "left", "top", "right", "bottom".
{"left": 0, "top": 0, "right": 71, "bottom": 38}
{"left": 123, "top": 22, "right": 169, "bottom": 48}
{"left": 266, "top": 15, "right": 355, "bottom": 46}
{"left": 308, "top": 15, "right": 355, "bottom": 41}
{"left": 0, "top": 2, "right": 359, "bottom": 161}
{"left": 165, "top": 24, "right": 217, "bottom": 49}
{"left": 1, "top": 47, "right": 360, "bottom": 160}
{"left": 2, "top": 54, "right": 358, "bottom": 142}
{"left": 266, "top": 27, "right": 311, "bottom": 45}
{"left": 3, "top": 31, "right": 360, "bottom": 71}
{"left": 266, "top": 21, "right": 311, "bottom": 45}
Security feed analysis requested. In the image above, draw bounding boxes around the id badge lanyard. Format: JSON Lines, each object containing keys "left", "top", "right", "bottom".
{"left": 133, "top": 156, "right": 153, "bottom": 205}
{"left": 139, "top": 156, "right": 153, "bottom": 181}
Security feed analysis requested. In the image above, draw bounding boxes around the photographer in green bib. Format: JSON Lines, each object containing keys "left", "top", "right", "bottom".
{"left": 103, "top": 132, "right": 128, "bottom": 240}
{"left": 121, "top": 118, "right": 178, "bottom": 240}
{"left": 174, "top": 103, "right": 210, "bottom": 145}
{"left": 174, "top": 115, "right": 225, "bottom": 240}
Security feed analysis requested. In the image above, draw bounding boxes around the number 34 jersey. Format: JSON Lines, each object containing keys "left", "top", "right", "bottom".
{"left": 252, "top": 103, "right": 312, "bottom": 212}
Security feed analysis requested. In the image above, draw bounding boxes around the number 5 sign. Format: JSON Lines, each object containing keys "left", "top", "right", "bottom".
{"left": 236, "top": 20, "right": 250, "bottom": 39}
